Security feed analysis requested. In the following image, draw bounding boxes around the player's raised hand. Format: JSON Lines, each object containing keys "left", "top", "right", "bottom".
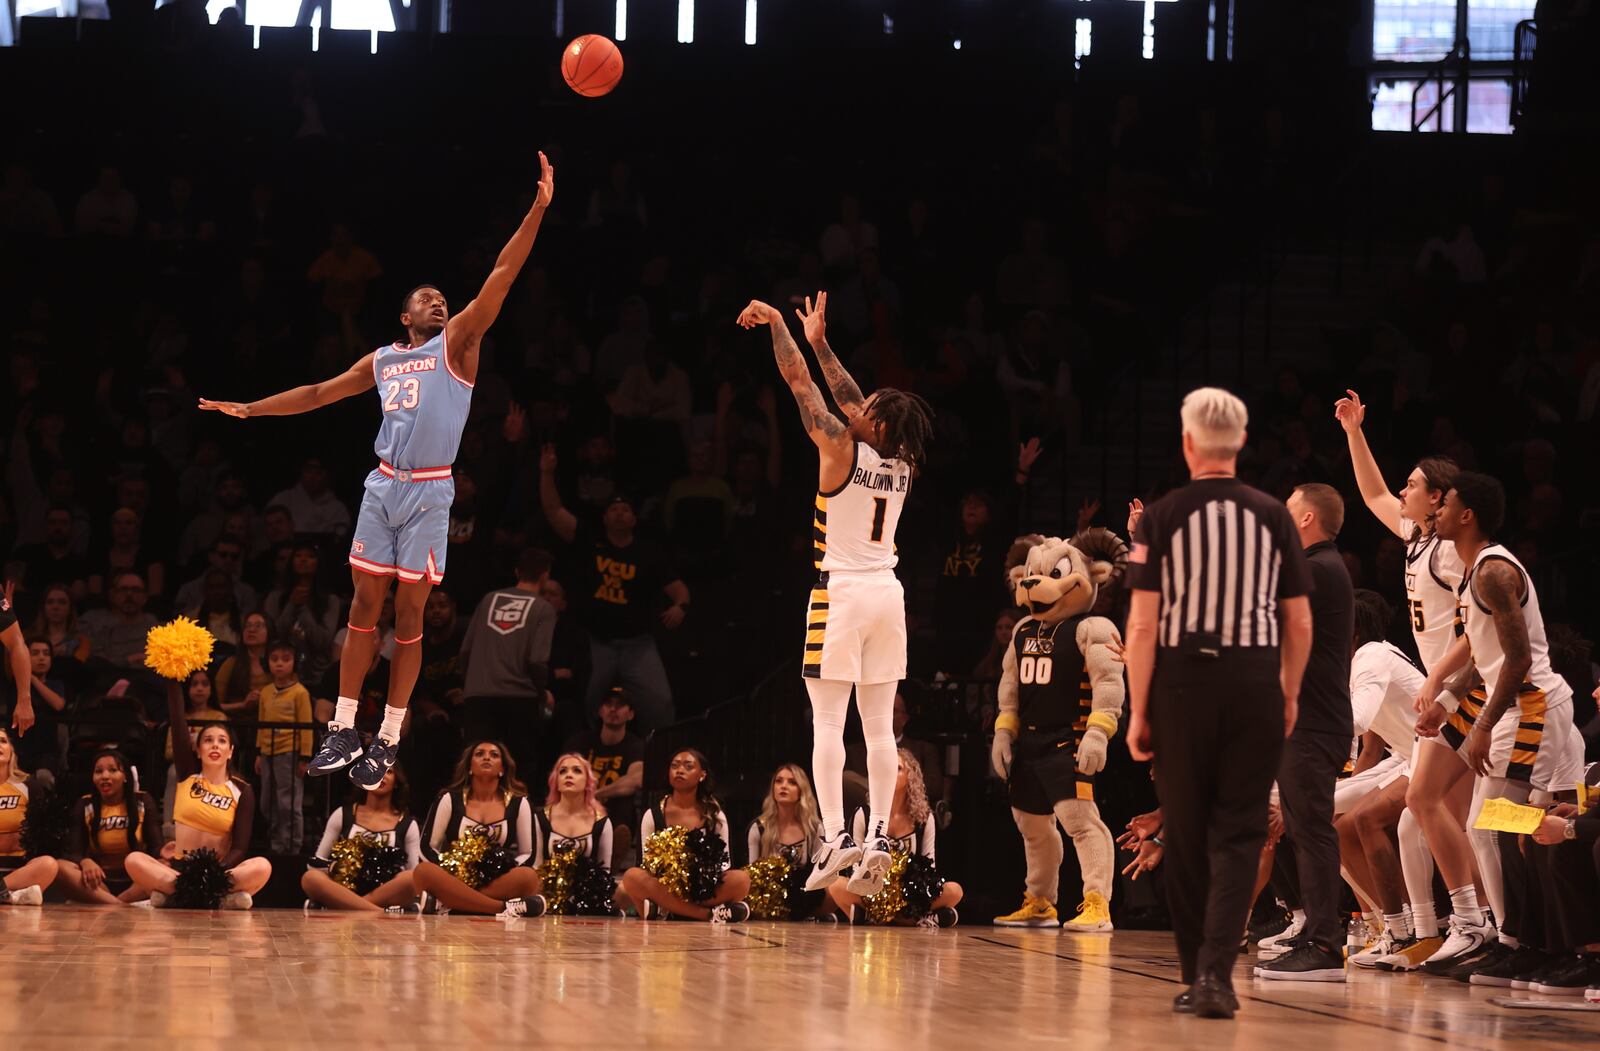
{"left": 534, "top": 151, "right": 555, "bottom": 210}
{"left": 796, "top": 292, "right": 828, "bottom": 344}
{"left": 1333, "top": 389, "right": 1365, "bottom": 433}
{"left": 735, "top": 300, "right": 779, "bottom": 329}
{"left": 198, "top": 398, "right": 251, "bottom": 419}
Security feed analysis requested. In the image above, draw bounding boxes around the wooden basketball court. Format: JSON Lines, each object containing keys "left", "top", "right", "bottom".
{"left": 4, "top": 909, "right": 1598, "bottom": 1049}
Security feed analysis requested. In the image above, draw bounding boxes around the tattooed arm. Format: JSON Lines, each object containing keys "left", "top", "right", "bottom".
{"left": 736, "top": 300, "right": 850, "bottom": 446}
{"left": 1462, "top": 559, "right": 1532, "bottom": 774}
{"left": 796, "top": 292, "right": 866, "bottom": 421}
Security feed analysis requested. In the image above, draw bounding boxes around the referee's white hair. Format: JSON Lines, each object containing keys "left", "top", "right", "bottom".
{"left": 1180, "top": 387, "right": 1248, "bottom": 458}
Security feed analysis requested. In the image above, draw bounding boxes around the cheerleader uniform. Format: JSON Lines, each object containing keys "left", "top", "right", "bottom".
{"left": 70, "top": 791, "right": 161, "bottom": 895}
{"left": 421, "top": 789, "right": 534, "bottom": 866}
{"left": 309, "top": 805, "right": 423, "bottom": 874}
{"left": 0, "top": 776, "right": 30, "bottom": 875}
{"left": 745, "top": 820, "right": 817, "bottom": 868}
{"left": 166, "top": 685, "right": 256, "bottom": 869}
{"left": 850, "top": 807, "right": 936, "bottom": 865}
{"left": 640, "top": 797, "right": 733, "bottom": 888}
{"left": 531, "top": 808, "right": 613, "bottom": 869}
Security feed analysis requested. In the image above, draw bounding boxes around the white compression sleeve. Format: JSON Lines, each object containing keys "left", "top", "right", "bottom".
{"left": 857, "top": 681, "right": 899, "bottom": 841}
{"left": 806, "top": 679, "right": 854, "bottom": 839}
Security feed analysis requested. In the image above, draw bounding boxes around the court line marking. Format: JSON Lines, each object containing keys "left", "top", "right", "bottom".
{"left": 968, "top": 933, "right": 1516, "bottom": 1050}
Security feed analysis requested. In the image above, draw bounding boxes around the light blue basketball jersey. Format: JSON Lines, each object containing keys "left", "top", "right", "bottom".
{"left": 370, "top": 331, "right": 473, "bottom": 469}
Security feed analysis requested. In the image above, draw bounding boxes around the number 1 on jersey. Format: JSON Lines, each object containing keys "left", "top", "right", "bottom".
{"left": 869, "top": 497, "right": 887, "bottom": 543}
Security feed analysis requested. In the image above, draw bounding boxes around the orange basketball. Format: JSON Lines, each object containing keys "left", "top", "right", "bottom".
{"left": 562, "top": 35, "right": 624, "bottom": 98}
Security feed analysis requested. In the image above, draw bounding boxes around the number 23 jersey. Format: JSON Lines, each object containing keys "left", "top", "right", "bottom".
{"left": 813, "top": 442, "right": 912, "bottom": 574}
{"left": 371, "top": 330, "right": 473, "bottom": 470}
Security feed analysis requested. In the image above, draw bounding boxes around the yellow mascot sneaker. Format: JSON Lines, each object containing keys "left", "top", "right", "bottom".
{"left": 1062, "top": 893, "right": 1114, "bottom": 934}
{"left": 995, "top": 895, "right": 1059, "bottom": 928}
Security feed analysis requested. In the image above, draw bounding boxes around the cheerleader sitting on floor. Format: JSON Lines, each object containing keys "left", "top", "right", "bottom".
{"left": 827, "top": 749, "right": 962, "bottom": 927}
{"left": 123, "top": 683, "right": 272, "bottom": 908}
{"left": 412, "top": 741, "right": 545, "bottom": 918}
{"left": 742, "top": 764, "right": 838, "bottom": 921}
{"left": 621, "top": 749, "right": 750, "bottom": 922}
{"left": 0, "top": 728, "right": 58, "bottom": 905}
{"left": 302, "top": 767, "right": 421, "bottom": 912}
{"left": 531, "top": 753, "right": 622, "bottom": 916}
{"left": 57, "top": 748, "right": 160, "bottom": 904}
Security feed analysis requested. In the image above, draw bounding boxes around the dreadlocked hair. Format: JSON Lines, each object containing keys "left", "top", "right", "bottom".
{"left": 871, "top": 388, "right": 935, "bottom": 468}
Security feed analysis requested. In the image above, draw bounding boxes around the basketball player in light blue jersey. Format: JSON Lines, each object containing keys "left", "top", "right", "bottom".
{"left": 200, "top": 153, "right": 555, "bottom": 790}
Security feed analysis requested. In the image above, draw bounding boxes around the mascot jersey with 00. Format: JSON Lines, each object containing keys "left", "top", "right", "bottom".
{"left": 803, "top": 443, "right": 913, "bottom": 683}
{"left": 1008, "top": 616, "right": 1096, "bottom": 807}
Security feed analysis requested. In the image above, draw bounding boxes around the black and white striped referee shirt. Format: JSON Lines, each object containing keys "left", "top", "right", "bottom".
{"left": 1126, "top": 478, "right": 1310, "bottom": 648}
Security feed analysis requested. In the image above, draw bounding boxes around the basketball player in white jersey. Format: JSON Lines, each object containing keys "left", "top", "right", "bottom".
{"left": 201, "top": 155, "right": 554, "bottom": 793}
{"left": 1335, "top": 389, "right": 1477, "bottom": 968}
{"left": 1405, "top": 471, "right": 1579, "bottom": 974}
{"left": 736, "top": 293, "right": 933, "bottom": 896}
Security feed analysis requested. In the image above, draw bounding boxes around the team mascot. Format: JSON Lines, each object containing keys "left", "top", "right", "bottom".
{"left": 992, "top": 528, "right": 1128, "bottom": 931}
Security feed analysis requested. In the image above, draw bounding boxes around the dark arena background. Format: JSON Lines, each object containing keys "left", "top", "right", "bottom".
{"left": 2, "top": 0, "right": 1600, "bottom": 1047}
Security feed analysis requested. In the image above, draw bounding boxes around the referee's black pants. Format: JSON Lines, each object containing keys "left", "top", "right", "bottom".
{"left": 1151, "top": 651, "right": 1284, "bottom": 988}
{"left": 1276, "top": 729, "right": 1347, "bottom": 951}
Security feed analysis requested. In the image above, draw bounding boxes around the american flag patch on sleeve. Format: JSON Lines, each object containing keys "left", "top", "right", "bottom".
{"left": 1128, "top": 542, "right": 1148, "bottom": 565}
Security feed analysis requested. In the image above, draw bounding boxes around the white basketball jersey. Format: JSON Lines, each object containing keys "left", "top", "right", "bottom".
{"left": 1350, "top": 642, "right": 1425, "bottom": 762}
{"left": 812, "top": 443, "right": 912, "bottom": 574}
{"left": 1459, "top": 544, "right": 1571, "bottom": 706}
{"left": 1401, "top": 521, "right": 1463, "bottom": 673}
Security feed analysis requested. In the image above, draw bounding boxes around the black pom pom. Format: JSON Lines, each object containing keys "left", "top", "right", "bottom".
{"left": 898, "top": 854, "right": 946, "bottom": 919}
{"left": 683, "top": 827, "right": 727, "bottom": 905}
{"left": 20, "top": 781, "right": 72, "bottom": 861}
{"left": 783, "top": 857, "right": 827, "bottom": 919}
{"left": 477, "top": 843, "right": 518, "bottom": 887}
{"left": 171, "top": 848, "right": 232, "bottom": 909}
{"left": 561, "top": 853, "right": 619, "bottom": 916}
{"left": 355, "top": 843, "right": 406, "bottom": 896}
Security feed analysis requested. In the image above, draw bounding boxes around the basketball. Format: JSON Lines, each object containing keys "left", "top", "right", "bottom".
{"left": 562, "top": 35, "right": 624, "bottom": 98}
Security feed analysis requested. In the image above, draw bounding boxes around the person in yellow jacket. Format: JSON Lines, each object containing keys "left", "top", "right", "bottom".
{"left": 255, "top": 641, "right": 312, "bottom": 854}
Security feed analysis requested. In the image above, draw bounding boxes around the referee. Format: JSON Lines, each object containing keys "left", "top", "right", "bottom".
{"left": 1124, "top": 387, "right": 1312, "bottom": 1020}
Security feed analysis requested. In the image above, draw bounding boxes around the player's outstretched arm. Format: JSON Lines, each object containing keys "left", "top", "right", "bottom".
{"left": 736, "top": 300, "right": 850, "bottom": 455}
{"left": 796, "top": 291, "right": 865, "bottom": 421}
{"left": 447, "top": 152, "right": 555, "bottom": 384}
{"left": 1334, "top": 389, "right": 1404, "bottom": 537}
{"left": 198, "top": 352, "right": 377, "bottom": 419}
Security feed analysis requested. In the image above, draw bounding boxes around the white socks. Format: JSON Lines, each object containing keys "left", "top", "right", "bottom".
{"left": 378, "top": 705, "right": 406, "bottom": 746}
{"left": 1383, "top": 910, "right": 1410, "bottom": 939}
{"left": 1412, "top": 901, "right": 1440, "bottom": 940}
{"left": 1448, "top": 885, "right": 1487, "bottom": 927}
{"left": 805, "top": 679, "right": 853, "bottom": 839}
{"left": 857, "top": 681, "right": 898, "bottom": 841}
{"left": 332, "top": 697, "right": 359, "bottom": 732}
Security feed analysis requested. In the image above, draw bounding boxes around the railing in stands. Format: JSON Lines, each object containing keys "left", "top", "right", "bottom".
{"left": 1411, "top": 39, "right": 1470, "bottom": 132}
{"left": 1511, "top": 19, "right": 1538, "bottom": 127}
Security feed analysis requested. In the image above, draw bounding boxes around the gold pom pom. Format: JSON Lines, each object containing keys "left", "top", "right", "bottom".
{"left": 329, "top": 834, "right": 377, "bottom": 893}
{"left": 745, "top": 855, "right": 793, "bottom": 920}
{"left": 439, "top": 828, "right": 494, "bottom": 889}
{"left": 642, "top": 826, "right": 691, "bottom": 901}
{"left": 863, "top": 850, "right": 911, "bottom": 924}
{"left": 538, "top": 846, "right": 580, "bottom": 912}
{"left": 144, "top": 617, "right": 216, "bottom": 681}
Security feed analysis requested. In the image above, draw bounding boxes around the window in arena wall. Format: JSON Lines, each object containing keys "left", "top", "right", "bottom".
{"left": 1370, "top": 76, "right": 1513, "bottom": 134}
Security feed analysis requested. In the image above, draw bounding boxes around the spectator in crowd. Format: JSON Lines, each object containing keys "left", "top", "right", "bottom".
{"left": 565, "top": 687, "right": 645, "bottom": 870}
{"left": 929, "top": 486, "right": 1017, "bottom": 677}
{"left": 13, "top": 506, "right": 88, "bottom": 602}
{"left": 263, "top": 542, "right": 340, "bottom": 693}
{"left": 540, "top": 446, "right": 689, "bottom": 732}
{"left": 612, "top": 343, "right": 692, "bottom": 431}
{"left": 215, "top": 611, "right": 270, "bottom": 715}
{"left": 255, "top": 641, "right": 313, "bottom": 856}
{"left": 307, "top": 222, "right": 383, "bottom": 319}
{"left": 417, "top": 590, "right": 467, "bottom": 716}
{"left": 14, "top": 639, "right": 68, "bottom": 777}
{"left": 80, "top": 572, "right": 158, "bottom": 674}
{"left": 0, "top": 161, "right": 63, "bottom": 238}
{"left": 163, "top": 669, "right": 228, "bottom": 840}
{"left": 174, "top": 537, "right": 259, "bottom": 614}
{"left": 540, "top": 577, "right": 593, "bottom": 743}
{"left": 186, "top": 569, "right": 245, "bottom": 650}
{"left": 88, "top": 508, "right": 165, "bottom": 605}
{"left": 268, "top": 459, "right": 350, "bottom": 539}
{"left": 459, "top": 550, "right": 557, "bottom": 773}
{"left": 74, "top": 165, "right": 139, "bottom": 239}
{"left": 245, "top": 504, "right": 296, "bottom": 594}
{"left": 29, "top": 584, "right": 90, "bottom": 662}
{"left": 594, "top": 297, "right": 652, "bottom": 393}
